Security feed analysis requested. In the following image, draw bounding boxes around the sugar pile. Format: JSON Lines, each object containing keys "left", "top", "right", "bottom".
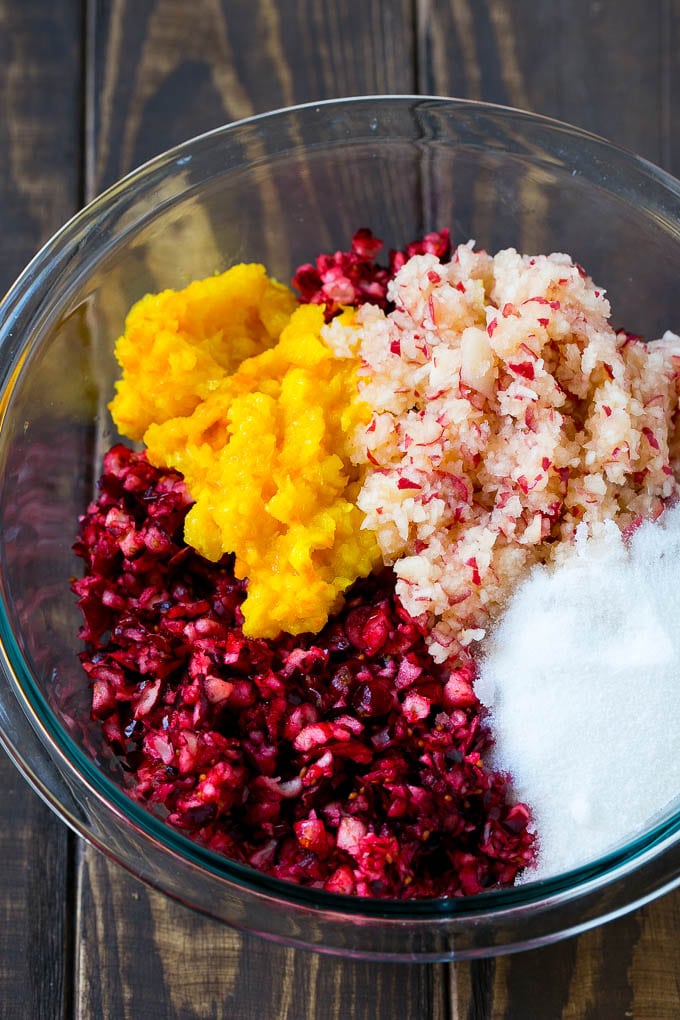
{"left": 475, "top": 503, "right": 680, "bottom": 880}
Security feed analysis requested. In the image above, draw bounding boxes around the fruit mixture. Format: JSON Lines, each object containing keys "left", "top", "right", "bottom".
{"left": 73, "top": 228, "right": 680, "bottom": 897}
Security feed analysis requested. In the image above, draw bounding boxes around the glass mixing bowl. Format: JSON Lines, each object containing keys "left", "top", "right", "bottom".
{"left": 2, "top": 96, "right": 680, "bottom": 961}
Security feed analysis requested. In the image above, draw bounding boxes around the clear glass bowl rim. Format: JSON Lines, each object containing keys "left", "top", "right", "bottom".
{"left": 1, "top": 94, "right": 680, "bottom": 946}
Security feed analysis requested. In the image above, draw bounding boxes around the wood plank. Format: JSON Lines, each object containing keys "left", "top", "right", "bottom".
{"left": 665, "top": 0, "right": 680, "bottom": 176}
{"left": 0, "top": 792, "right": 72, "bottom": 1020}
{"left": 76, "top": 4, "right": 445, "bottom": 1019}
{"left": 418, "top": 0, "right": 673, "bottom": 166}
{"left": 87, "top": 0, "right": 417, "bottom": 195}
{"left": 76, "top": 852, "right": 447, "bottom": 1020}
{"left": 0, "top": 1, "right": 83, "bottom": 1017}
{"left": 0, "top": 1, "right": 83, "bottom": 288}
{"left": 421, "top": 2, "right": 680, "bottom": 1016}
{"left": 443, "top": 890, "right": 680, "bottom": 1020}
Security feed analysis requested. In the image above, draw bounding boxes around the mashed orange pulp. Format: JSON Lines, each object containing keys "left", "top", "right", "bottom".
{"left": 109, "top": 269, "right": 380, "bottom": 638}
{"left": 109, "top": 263, "right": 297, "bottom": 441}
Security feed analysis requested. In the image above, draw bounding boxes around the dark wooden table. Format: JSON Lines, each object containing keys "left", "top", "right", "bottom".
{"left": 3, "top": 2, "right": 680, "bottom": 1017}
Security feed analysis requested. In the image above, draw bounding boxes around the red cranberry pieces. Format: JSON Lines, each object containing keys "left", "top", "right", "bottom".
{"left": 72, "top": 445, "right": 535, "bottom": 898}
{"left": 292, "top": 228, "right": 452, "bottom": 320}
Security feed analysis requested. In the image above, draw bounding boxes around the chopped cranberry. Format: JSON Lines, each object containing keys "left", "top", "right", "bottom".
{"left": 72, "top": 447, "right": 535, "bottom": 899}
{"left": 292, "top": 228, "right": 452, "bottom": 320}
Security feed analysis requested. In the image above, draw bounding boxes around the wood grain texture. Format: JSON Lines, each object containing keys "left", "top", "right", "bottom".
{"left": 0, "top": 1, "right": 82, "bottom": 1017}
{"left": 87, "top": 0, "right": 416, "bottom": 196}
{"left": 442, "top": 891, "right": 680, "bottom": 1020}
{"left": 0, "top": 775, "right": 73, "bottom": 1020}
{"left": 418, "top": 0, "right": 680, "bottom": 169}
{"left": 75, "top": 850, "right": 446, "bottom": 1020}
{"left": 0, "top": 0, "right": 83, "bottom": 290}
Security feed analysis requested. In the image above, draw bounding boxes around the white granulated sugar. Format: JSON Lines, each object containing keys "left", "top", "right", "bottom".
{"left": 475, "top": 504, "right": 680, "bottom": 881}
